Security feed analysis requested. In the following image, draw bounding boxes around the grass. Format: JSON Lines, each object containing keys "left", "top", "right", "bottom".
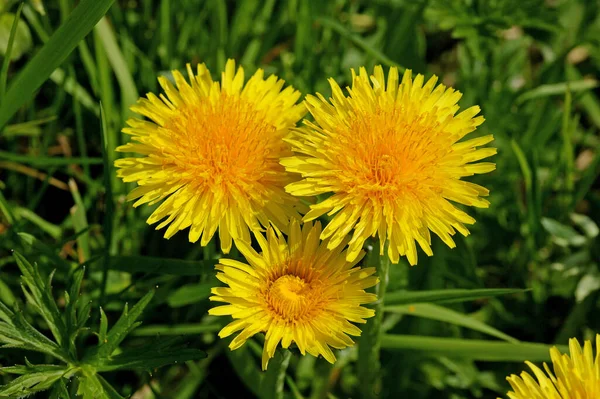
{"left": 0, "top": 0, "right": 599, "bottom": 398}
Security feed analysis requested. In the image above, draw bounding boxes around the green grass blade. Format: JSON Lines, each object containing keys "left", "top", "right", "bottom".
{"left": 385, "top": 303, "right": 519, "bottom": 343}
{"left": 99, "top": 103, "right": 114, "bottom": 303}
{"left": 0, "top": 0, "right": 115, "bottom": 130}
{"left": 0, "top": 2, "right": 24, "bottom": 101}
{"left": 385, "top": 288, "right": 526, "bottom": 306}
{"left": 0, "top": 150, "right": 102, "bottom": 166}
{"left": 381, "top": 335, "right": 567, "bottom": 362}
{"left": 316, "top": 17, "right": 403, "bottom": 70}
{"left": 516, "top": 80, "right": 599, "bottom": 104}
{"left": 94, "top": 18, "right": 138, "bottom": 120}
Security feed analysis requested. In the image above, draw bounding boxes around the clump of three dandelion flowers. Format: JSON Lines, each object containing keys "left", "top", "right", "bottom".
{"left": 115, "top": 59, "right": 495, "bottom": 368}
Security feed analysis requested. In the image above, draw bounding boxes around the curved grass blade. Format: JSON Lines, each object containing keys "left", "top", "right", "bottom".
{"left": 385, "top": 288, "right": 526, "bottom": 306}
{"left": 385, "top": 303, "right": 519, "bottom": 343}
{"left": 381, "top": 335, "right": 567, "bottom": 362}
{"left": 0, "top": 0, "right": 115, "bottom": 130}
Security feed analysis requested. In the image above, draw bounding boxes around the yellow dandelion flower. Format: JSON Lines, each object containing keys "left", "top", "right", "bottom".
{"left": 502, "top": 335, "right": 600, "bottom": 399}
{"left": 115, "top": 60, "right": 306, "bottom": 253}
{"left": 283, "top": 66, "right": 496, "bottom": 265}
{"left": 208, "top": 220, "right": 378, "bottom": 370}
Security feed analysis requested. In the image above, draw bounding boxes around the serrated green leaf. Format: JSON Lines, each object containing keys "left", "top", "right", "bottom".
{"left": 385, "top": 303, "right": 518, "bottom": 343}
{"left": 92, "top": 346, "right": 206, "bottom": 372}
{"left": 0, "top": 368, "right": 66, "bottom": 396}
{"left": 87, "top": 291, "right": 154, "bottom": 360}
{"left": 0, "top": 307, "right": 69, "bottom": 362}
{"left": 49, "top": 379, "right": 70, "bottom": 399}
{"left": 76, "top": 373, "right": 125, "bottom": 399}
{"left": 385, "top": 288, "right": 527, "bottom": 306}
{"left": 13, "top": 251, "right": 67, "bottom": 349}
{"left": 1, "top": 364, "right": 66, "bottom": 375}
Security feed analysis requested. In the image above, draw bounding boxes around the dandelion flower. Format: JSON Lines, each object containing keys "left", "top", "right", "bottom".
{"left": 283, "top": 66, "right": 496, "bottom": 265}
{"left": 115, "top": 60, "right": 306, "bottom": 253}
{"left": 208, "top": 220, "right": 378, "bottom": 370}
{"left": 502, "top": 335, "right": 600, "bottom": 399}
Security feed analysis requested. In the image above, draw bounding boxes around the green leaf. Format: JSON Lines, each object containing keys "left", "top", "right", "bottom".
{"left": 17, "top": 232, "right": 73, "bottom": 271}
{"left": 12, "top": 251, "right": 67, "bottom": 349}
{"left": 92, "top": 346, "right": 206, "bottom": 372}
{"left": 0, "top": 0, "right": 116, "bottom": 129}
{"left": 109, "top": 255, "right": 214, "bottom": 276}
{"left": 259, "top": 350, "right": 291, "bottom": 399}
{"left": 0, "top": 11, "right": 32, "bottom": 61}
{"left": 385, "top": 303, "right": 519, "bottom": 343}
{"left": 516, "top": 80, "right": 599, "bottom": 104}
{"left": 76, "top": 372, "right": 125, "bottom": 399}
{"left": 90, "top": 291, "right": 154, "bottom": 360}
{"left": 1, "top": 363, "right": 67, "bottom": 375}
{"left": 381, "top": 335, "right": 566, "bottom": 362}
{"left": 167, "top": 282, "right": 213, "bottom": 308}
{"left": 541, "top": 217, "right": 587, "bottom": 247}
{"left": 0, "top": 368, "right": 67, "bottom": 396}
{"left": 0, "top": 304, "right": 68, "bottom": 362}
{"left": 385, "top": 288, "right": 527, "bottom": 306}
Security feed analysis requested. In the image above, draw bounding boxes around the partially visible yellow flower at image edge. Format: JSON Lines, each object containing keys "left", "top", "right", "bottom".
{"left": 283, "top": 66, "right": 496, "bottom": 266}
{"left": 501, "top": 335, "right": 600, "bottom": 399}
{"left": 115, "top": 60, "right": 306, "bottom": 253}
{"left": 208, "top": 220, "right": 379, "bottom": 370}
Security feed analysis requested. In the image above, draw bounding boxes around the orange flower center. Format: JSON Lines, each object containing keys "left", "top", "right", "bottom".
{"left": 333, "top": 106, "right": 450, "bottom": 201}
{"left": 264, "top": 267, "right": 327, "bottom": 322}
{"left": 163, "top": 93, "right": 282, "bottom": 192}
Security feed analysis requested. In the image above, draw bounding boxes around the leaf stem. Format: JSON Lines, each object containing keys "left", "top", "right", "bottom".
{"left": 357, "top": 240, "right": 390, "bottom": 398}
{"left": 260, "top": 349, "right": 291, "bottom": 399}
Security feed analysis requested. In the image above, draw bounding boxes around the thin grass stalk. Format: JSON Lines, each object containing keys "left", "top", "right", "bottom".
{"left": 357, "top": 240, "right": 390, "bottom": 398}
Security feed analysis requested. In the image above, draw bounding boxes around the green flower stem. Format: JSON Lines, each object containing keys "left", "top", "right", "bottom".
{"left": 357, "top": 241, "right": 390, "bottom": 399}
{"left": 259, "top": 349, "right": 292, "bottom": 399}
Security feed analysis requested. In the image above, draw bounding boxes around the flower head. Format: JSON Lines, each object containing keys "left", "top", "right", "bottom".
{"left": 115, "top": 60, "right": 306, "bottom": 253}
{"left": 503, "top": 335, "right": 600, "bottom": 399}
{"left": 208, "top": 220, "right": 378, "bottom": 370}
{"left": 283, "top": 66, "right": 496, "bottom": 265}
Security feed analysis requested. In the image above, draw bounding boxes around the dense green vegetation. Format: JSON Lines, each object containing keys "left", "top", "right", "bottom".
{"left": 0, "top": 0, "right": 599, "bottom": 397}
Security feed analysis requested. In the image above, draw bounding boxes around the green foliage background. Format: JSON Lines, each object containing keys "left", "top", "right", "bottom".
{"left": 0, "top": 0, "right": 599, "bottom": 398}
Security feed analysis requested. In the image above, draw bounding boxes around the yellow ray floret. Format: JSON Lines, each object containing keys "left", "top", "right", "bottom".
{"left": 115, "top": 60, "right": 307, "bottom": 253}
{"left": 501, "top": 335, "right": 600, "bottom": 399}
{"left": 208, "top": 220, "right": 378, "bottom": 370}
{"left": 283, "top": 66, "right": 496, "bottom": 265}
